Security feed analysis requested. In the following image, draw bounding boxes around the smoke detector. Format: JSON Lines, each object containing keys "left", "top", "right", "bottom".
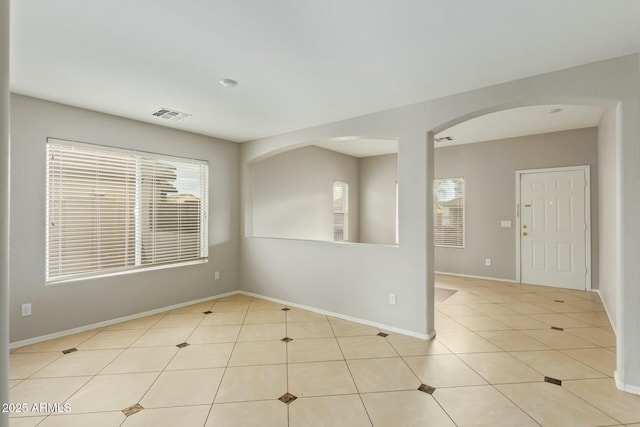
{"left": 151, "top": 108, "right": 192, "bottom": 121}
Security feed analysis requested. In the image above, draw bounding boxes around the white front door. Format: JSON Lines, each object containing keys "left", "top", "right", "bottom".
{"left": 520, "top": 168, "right": 589, "bottom": 290}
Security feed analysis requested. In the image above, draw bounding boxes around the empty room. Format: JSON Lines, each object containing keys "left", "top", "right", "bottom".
{"left": 2, "top": 1, "right": 640, "bottom": 426}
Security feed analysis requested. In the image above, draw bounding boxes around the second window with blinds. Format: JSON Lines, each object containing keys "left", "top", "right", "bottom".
{"left": 46, "top": 138, "right": 209, "bottom": 283}
{"left": 433, "top": 177, "right": 465, "bottom": 248}
{"left": 333, "top": 180, "right": 349, "bottom": 241}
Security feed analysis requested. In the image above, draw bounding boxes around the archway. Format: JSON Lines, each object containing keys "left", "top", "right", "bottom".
{"left": 426, "top": 99, "right": 623, "bottom": 388}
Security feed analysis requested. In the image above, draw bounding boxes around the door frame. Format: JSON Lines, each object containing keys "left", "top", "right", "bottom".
{"left": 515, "top": 165, "right": 591, "bottom": 291}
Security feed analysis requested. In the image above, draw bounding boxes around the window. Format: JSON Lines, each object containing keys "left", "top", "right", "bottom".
{"left": 395, "top": 181, "right": 399, "bottom": 245}
{"left": 46, "top": 138, "right": 208, "bottom": 282}
{"left": 433, "top": 177, "right": 464, "bottom": 248}
{"left": 333, "top": 180, "right": 348, "bottom": 241}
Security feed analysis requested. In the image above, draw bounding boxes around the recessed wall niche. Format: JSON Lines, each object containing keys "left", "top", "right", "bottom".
{"left": 249, "top": 137, "right": 399, "bottom": 245}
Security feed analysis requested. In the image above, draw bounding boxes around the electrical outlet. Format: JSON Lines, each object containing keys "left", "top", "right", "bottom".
{"left": 21, "top": 303, "right": 32, "bottom": 317}
{"left": 214, "top": 271, "right": 220, "bottom": 280}
{"left": 485, "top": 258, "right": 492, "bottom": 266}
{"left": 389, "top": 293, "right": 396, "bottom": 305}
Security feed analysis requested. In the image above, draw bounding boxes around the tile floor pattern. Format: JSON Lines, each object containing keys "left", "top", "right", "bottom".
{"left": 7, "top": 275, "right": 640, "bottom": 426}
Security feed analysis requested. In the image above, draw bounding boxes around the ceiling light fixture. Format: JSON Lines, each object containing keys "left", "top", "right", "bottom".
{"left": 219, "top": 78, "right": 238, "bottom": 88}
{"left": 546, "top": 108, "right": 563, "bottom": 114}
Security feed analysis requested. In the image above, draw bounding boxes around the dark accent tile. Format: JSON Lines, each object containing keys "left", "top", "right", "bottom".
{"left": 281, "top": 337, "right": 293, "bottom": 343}
{"left": 203, "top": 310, "right": 213, "bottom": 314}
{"left": 418, "top": 383, "right": 436, "bottom": 394}
{"left": 62, "top": 348, "right": 78, "bottom": 355}
{"left": 551, "top": 326, "right": 564, "bottom": 331}
{"left": 377, "top": 332, "right": 389, "bottom": 338}
{"left": 282, "top": 307, "right": 291, "bottom": 311}
{"left": 176, "top": 342, "right": 190, "bottom": 348}
{"left": 122, "top": 403, "right": 144, "bottom": 417}
{"left": 544, "top": 376, "right": 562, "bottom": 386}
{"left": 554, "top": 299, "right": 565, "bottom": 303}
{"left": 435, "top": 287, "right": 458, "bottom": 302}
{"left": 278, "top": 393, "right": 297, "bottom": 404}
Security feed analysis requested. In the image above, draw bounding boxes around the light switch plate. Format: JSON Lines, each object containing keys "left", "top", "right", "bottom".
{"left": 501, "top": 220, "right": 512, "bottom": 228}
{"left": 21, "top": 303, "right": 32, "bottom": 317}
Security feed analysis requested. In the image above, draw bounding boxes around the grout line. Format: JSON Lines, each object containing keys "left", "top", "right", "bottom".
{"left": 327, "top": 319, "right": 375, "bottom": 427}
{"left": 556, "top": 380, "right": 625, "bottom": 425}
{"left": 21, "top": 318, "right": 171, "bottom": 426}
{"left": 284, "top": 305, "right": 290, "bottom": 427}
{"left": 202, "top": 296, "right": 251, "bottom": 427}
{"left": 393, "top": 348, "right": 460, "bottom": 426}
{"left": 489, "top": 383, "right": 543, "bottom": 426}
{"left": 557, "top": 349, "right": 616, "bottom": 378}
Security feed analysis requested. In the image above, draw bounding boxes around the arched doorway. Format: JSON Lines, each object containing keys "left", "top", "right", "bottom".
{"left": 426, "top": 99, "right": 624, "bottom": 388}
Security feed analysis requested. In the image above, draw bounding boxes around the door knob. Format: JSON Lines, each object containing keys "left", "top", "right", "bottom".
{"left": 523, "top": 225, "right": 527, "bottom": 229}
{"left": 522, "top": 232, "right": 528, "bottom": 236}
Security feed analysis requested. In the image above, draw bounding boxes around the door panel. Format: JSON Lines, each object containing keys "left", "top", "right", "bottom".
{"left": 520, "top": 169, "right": 587, "bottom": 290}
{"left": 557, "top": 196, "right": 572, "bottom": 232}
{"left": 532, "top": 241, "right": 546, "bottom": 270}
{"left": 556, "top": 242, "right": 572, "bottom": 272}
{"left": 531, "top": 197, "right": 546, "bottom": 230}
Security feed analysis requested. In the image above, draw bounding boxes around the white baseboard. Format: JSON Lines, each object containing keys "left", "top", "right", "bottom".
{"left": 615, "top": 371, "right": 640, "bottom": 395}
{"left": 9, "top": 291, "right": 239, "bottom": 349}
{"left": 435, "top": 271, "right": 518, "bottom": 283}
{"left": 10, "top": 288, "right": 434, "bottom": 349}
{"left": 595, "top": 289, "right": 617, "bottom": 336}
{"left": 238, "top": 290, "right": 431, "bottom": 340}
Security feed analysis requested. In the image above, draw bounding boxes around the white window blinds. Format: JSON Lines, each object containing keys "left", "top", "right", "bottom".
{"left": 434, "top": 177, "right": 464, "bottom": 248}
{"left": 333, "top": 180, "right": 348, "bottom": 241}
{"left": 46, "top": 139, "right": 208, "bottom": 282}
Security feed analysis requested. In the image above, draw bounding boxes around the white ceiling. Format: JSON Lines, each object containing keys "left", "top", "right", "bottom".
{"left": 313, "top": 137, "right": 398, "bottom": 158}
{"left": 302, "top": 104, "right": 603, "bottom": 157}
{"left": 10, "top": 1, "right": 640, "bottom": 143}
{"left": 434, "top": 104, "right": 606, "bottom": 147}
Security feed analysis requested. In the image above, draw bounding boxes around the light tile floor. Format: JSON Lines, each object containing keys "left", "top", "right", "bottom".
{"left": 7, "top": 275, "right": 640, "bottom": 426}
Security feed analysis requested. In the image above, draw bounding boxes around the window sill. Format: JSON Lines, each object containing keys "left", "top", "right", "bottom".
{"left": 45, "top": 258, "right": 208, "bottom": 285}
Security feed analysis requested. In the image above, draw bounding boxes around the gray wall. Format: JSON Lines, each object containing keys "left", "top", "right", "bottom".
{"left": 251, "top": 146, "right": 398, "bottom": 245}
{"left": 9, "top": 94, "right": 241, "bottom": 342}
{"left": 239, "top": 54, "right": 640, "bottom": 392}
{"left": 359, "top": 154, "right": 398, "bottom": 245}
{"left": 1, "top": 0, "right": 10, "bottom": 424}
{"left": 597, "top": 107, "right": 618, "bottom": 331}
{"left": 434, "top": 128, "right": 599, "bottom": 283}
{"left": 251, "top": 145, "right": 360, "bottom": 242}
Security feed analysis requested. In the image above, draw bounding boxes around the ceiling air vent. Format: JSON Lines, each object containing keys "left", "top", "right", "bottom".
{"left": 434, "top": 136, "right": 453, "bottom": 143}
{"left": 151, "top": 108, "right": 192, "bottom": 121}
